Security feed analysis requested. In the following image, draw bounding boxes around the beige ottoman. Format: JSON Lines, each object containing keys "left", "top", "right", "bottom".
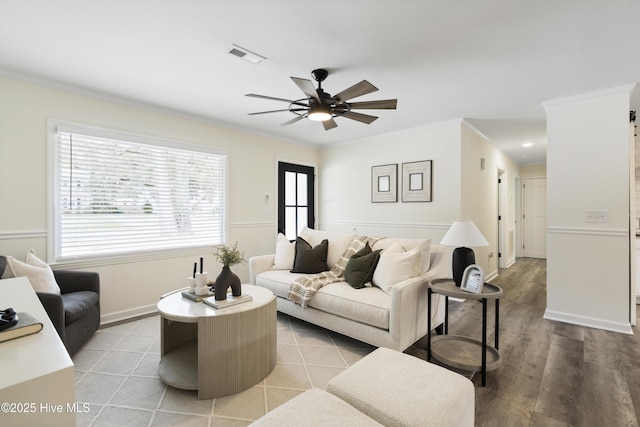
{"left": 249, "top": 388, "right": 382, "bottom": 426}
{"left": 326, "top": 347, "right": 475, "bottom": 427}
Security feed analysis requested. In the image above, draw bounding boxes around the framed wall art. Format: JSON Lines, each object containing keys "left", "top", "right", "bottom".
{"left": 401, "top": 160, "right": 432, "bottom": 202}
{"left": 371, "top": 164, "right": 397, "bottom": 203}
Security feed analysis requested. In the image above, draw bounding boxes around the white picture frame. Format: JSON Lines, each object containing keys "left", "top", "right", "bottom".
{"left": 401, "top": 160, "right": 432, "bottom": 202}
{"left": 371, "top": 164, "right": 398, "bottom": 203}
{"left": 460, "top": 264, "right": 484, "bottom": 294}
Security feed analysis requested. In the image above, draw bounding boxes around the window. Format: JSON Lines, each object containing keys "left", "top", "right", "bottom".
{"left": 49, "top": 121, "right": 227, "bottom": 263}
{"left": 278, "top": 162, "right": 315, "bottom": 240}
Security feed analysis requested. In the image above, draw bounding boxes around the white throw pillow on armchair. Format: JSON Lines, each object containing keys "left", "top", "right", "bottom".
{"left": 5, "top": 249, "right": 61, "bottom": 294}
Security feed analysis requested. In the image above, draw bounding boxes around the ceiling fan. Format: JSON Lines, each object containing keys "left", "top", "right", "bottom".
{"left": 246, "top": 69, "right": 397, "bottom": 131}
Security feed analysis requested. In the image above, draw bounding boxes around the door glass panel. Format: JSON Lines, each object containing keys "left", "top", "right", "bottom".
{"left": 297, "top": 207, "right": 308, "bottom": 235}
{"left": 285, "top": 207, "right": 297, "bottom": 240}
{"left": 285, "top": 172, "right": 296, "bottom": 205}
{"left": 297, "top": 173, "right": 307, "bottom": 205}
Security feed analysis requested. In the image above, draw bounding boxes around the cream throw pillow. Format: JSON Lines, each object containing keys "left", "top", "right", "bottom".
{"left": 372, "top": 244, "right": 421, "bottom": 295}
{"left": 273, "top": 233, "right": 296, "bottom": 270}
{"left": 6, "top": 249, "right": 61, "bottom": 294}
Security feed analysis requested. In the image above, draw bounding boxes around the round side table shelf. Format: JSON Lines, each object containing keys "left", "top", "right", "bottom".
{"left": 427, "top": 278, "right": 503, "bottom": 386}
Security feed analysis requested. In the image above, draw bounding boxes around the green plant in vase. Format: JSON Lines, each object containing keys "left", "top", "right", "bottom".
{"left": 213, "top": 242, "right": 246, "bottom": 300}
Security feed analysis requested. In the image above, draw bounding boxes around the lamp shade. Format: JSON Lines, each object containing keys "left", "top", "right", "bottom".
{"left": 440, "top": 221, "right": 489, "bottom": 287}
{"left": 440, "top": 221, "right": 489, "bottom": 248}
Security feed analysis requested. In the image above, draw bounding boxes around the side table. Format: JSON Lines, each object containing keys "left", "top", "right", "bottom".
{"left": 427, "top": 278, "right": 502, "bottom": 386}
{"left": 157, "top": 284, "right": 276, "bottom": 399}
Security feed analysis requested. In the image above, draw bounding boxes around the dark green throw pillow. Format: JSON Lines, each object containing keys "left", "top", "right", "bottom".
{"left": 291, "top": 237, "right": 329, "bottom": 274}
{"left": 344, "top": 243, "right": 381, "bottom": 289}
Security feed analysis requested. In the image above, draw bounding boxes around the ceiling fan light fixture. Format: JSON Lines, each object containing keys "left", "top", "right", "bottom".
{"left": 307, "top": 104, "right": 332, "bottom": 122}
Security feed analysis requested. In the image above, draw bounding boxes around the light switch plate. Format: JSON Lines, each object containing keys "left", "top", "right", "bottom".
{"left": 585, "top": 210, "right": 609, "bottom": 223}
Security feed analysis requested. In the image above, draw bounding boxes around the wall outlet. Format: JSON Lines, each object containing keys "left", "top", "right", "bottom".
{"left": 585, "top": 210, "right": 609, "bottom": 223}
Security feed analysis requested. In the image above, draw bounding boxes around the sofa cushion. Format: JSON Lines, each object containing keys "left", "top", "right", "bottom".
{"left": 300, "top": 228, "right": 356, "bottom": 269}
{"left": 372, "top": 245, "right": 420, "bottom": 295}
{"left": 344, "top": 244, "right": 381, "bottom": 289}
{"left": 4, "top": 249, "right": 61, "bottom": 294}
{"left": 308, "top": 282, "right": 390, "bottom": 330}
{"left": 291, "top": 237, "right": 329, "bottom": 274}
{"left": 273, "top": 233, "right": 295, "bottom": 270}
{"left": 256, "top": 270, "right": 309, "bottom": 298}
{"left": 372, "top": 237, "right": 431, "bottom": 274}
{"left": 63, "top": 291, "right": 99, "bottom": 324}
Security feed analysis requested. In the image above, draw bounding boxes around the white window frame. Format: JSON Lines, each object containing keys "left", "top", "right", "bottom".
{"left": 47, "top": 119, "right": 228, "bottom": 266}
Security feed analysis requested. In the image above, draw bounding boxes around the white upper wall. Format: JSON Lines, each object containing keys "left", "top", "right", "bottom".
{"left": 544, "top": 85, "right": 634, "bottom": 333}
{"left": 318, "top": 121, "right": 463, "bottom": 240}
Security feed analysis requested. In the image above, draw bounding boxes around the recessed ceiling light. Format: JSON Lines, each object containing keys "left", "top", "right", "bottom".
{"left": 522, "top": 142, "right": 533, "bottom": 148}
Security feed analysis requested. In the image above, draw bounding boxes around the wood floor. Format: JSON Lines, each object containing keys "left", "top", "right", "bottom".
{"left": 446, "top": 257, "right": 640, "bottom": 427}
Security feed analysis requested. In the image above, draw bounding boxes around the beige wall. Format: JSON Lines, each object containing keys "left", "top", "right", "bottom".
{"left": 0, "top": 76, "right": 318, "bottom": 323}
{"left": 521, "top": 164, "right": 547, "bottom": 178}
{"left": 461, "top": 123, "right": 520, "bottom": 275}
{"left": 318, "top": 120, "right": 521, "bottom": 279}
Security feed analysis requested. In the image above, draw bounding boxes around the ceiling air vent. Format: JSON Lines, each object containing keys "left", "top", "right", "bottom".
{"left": 227, "top": 44, "right": 266, "bottom": 64}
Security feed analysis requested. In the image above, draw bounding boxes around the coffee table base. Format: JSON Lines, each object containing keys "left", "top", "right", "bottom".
{"left": 159, "top": 295, "right": 276, "bottom": 399}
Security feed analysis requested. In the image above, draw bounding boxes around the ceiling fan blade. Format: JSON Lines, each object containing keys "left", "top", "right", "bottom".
{"left": 343, "top": 111, "right": 378, "bottom": 124}
{"left": 291, "top": 77, "right": 320, "bottom": 102}
{"left": 323, "top": 118, "right": 338, "bottom": 130}
{"left": 281, "top": 115, "right": 306, "bottom": 126}
{"left": 246, "top": 93, "right": 294, "bottom": 103}
{"left": 248, "top": 109, "right": 291, "bottom": 115}
{"left": 334, "top": 80, "right": 378, "bottom": 101}
{"left": 348, "top": 99, "right": 397, "bottom": 110}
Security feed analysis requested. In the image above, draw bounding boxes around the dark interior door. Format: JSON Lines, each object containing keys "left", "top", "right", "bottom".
{"left": 278, "top": 162, "right": 315, "bottom": 239}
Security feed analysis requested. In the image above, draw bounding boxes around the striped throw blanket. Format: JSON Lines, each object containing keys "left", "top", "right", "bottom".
{"left": 288, "top": 235, "right": 382, "bottom": 308}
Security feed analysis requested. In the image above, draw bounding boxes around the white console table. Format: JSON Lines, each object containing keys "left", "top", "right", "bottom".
{"left": 0, "top": 277, "right": 76, "bottom": 427}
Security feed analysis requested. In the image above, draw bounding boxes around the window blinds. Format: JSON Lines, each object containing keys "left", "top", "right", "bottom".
{"left": 53, "top": 126, "right": 227, "bottom": 261}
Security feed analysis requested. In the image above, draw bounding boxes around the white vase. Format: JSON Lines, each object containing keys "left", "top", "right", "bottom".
{"left": 187, "top": 277, "right": 197, "bottom": 294}
{"left": 195, "top": 272, "right": 209, "bottom": 296}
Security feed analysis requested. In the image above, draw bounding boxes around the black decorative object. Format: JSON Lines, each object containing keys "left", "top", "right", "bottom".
{"left": 214, "top": 265, "right": 241, "bottom": 300}
{"left": 451, "top": 247, "right": 475, "bottom": 287}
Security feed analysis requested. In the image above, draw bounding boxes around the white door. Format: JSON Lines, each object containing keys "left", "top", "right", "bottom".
{"left": 523, "top": 177, "right": 547, "bottom": 258}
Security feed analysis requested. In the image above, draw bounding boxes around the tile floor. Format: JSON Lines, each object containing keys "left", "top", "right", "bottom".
{"left": 72, "top": 312, "right": 377, "bottom": 426}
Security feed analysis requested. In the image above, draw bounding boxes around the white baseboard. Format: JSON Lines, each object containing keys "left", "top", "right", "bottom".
{"left": 485, "top": 270, "right": 499, "bottom": 282}
{"left": 543, "top": 309, "right": 633, "bottom": 335}
{"left": 100, "top": 303, "right": 158, "bottom": 327}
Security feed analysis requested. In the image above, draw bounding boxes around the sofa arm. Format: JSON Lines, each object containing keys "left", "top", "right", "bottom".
{"left": 249, "top": 254, "right": 276, "bottom": 285}
{"left": 36, "top": 292, "right": 65, "bottom": 339}
{"left": 388, "top": 274, "right": 443, "bottom": 347}
{"left": 53, "top": 270, "right": 100, "bottom": 295}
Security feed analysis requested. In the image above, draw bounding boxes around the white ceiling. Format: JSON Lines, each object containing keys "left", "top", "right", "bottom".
{"left": 2, "top": 1, "right": 640, "bottom": 165}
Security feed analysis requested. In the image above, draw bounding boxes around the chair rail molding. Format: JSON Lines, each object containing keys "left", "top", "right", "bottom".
{"left": 547, "top": 226, "right": 628, "bottom": 237}
{"left": 0, "top": 230, "right": 47, "bottom": 240}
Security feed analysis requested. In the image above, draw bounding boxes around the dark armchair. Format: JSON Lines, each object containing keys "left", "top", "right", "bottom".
{"left": 37, "top": 270, "right": 100, "bottom": 357}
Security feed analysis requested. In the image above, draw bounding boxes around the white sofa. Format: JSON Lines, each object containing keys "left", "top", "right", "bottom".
{"left": 249, "top": 228, "right": 451, "bottom": 351}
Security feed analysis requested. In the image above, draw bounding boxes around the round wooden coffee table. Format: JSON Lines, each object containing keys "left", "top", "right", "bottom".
{"left": 157, "top": 284, "right": 276, "bottom": 399}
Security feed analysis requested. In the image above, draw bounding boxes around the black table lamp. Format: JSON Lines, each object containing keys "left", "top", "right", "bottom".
{"left": 440, "top": 221, "right": 489, "bottom": 286}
